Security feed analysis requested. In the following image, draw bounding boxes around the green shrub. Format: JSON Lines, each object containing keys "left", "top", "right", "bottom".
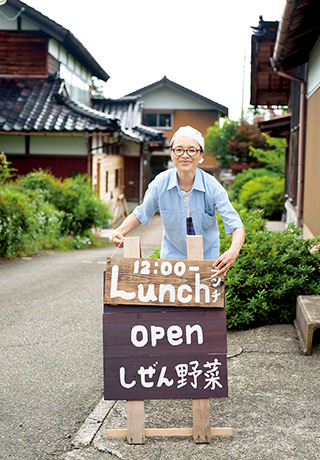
{"left": 238, "top": 175, "right": 285, "bottom": 219}
{"left": 1, "top": 169, "right": 112, "bottom": 258}
{"left": 218, "top": 209, "right": 320, "bottom": 329}
{"left": 0, "top": 185, "right": 32, "bottom": 258}
{"left": 0, "top": 153, "right": 17, "bottom": 185}
{"left": 0, "top": 185, "right": 64, "bottom": 258}
{"left": 151, "top": 209, "right": 320, "bottom": 330}
{"left": 229, "top": 168, "right": 278, "bottom": 202}
{"left": 18, "top": 170, "right": 112, "bottom": 235}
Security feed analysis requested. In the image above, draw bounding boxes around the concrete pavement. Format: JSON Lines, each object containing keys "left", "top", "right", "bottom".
{"left": 60, "top": 215, "right": 320, "bottom": 460}
{"left": 62, "top": 325, "right": 320, "bottom": 460}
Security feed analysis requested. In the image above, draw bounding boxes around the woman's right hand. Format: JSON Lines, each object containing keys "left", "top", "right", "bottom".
{"left": 113, "top": 230, "right": 124, "bottom": 248}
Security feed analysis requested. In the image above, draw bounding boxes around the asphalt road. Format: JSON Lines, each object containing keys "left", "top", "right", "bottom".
{"left": 0, "top": 217, "right": 163, "bottom": 460}
{"left": 0, "top": 244, "right": 120, "bottom": 460}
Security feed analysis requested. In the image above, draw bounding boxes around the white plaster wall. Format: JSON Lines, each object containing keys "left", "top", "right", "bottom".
{"left": 0, "top": 4, "right": 19, "bottom": 29}
{"left": 48, "top": 39, "right": 60, "bottom": 60}
{"left": 143, "top": 87, "right": 212, "bottom": 110}
{"left": 0, "top": 135, "right": 25, "bottom": 154}
{"left": 307, "top": 35, "right": 320, "bottom": 98}
{"left": 30, "top": 136, "right": 87, "bottom": 155}
{"left": 21, "top": 18, "right": 38, "bottom": 31}
{"left": 121, "top": 138, "right": 140, "bottom": 157}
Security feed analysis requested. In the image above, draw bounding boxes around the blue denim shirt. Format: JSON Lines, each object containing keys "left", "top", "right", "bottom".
{"left": 133, "top": 167, "right": 243, "bottom": 260}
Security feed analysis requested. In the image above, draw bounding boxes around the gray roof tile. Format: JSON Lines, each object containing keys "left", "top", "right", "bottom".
{"left": 0, "top": 77, "right": 119, "bottom": 133}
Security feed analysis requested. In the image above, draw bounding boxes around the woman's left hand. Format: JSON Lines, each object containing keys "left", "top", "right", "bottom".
{"left": 212, "top": 248, "right": 238, "bottom": 276}
{"left": 212, "top": 227, "right": 245, "bottom": 276}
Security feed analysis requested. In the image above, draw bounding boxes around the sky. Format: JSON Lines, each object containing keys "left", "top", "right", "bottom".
{"left": 22, "top": 0, "right": 285, "bottom": 121}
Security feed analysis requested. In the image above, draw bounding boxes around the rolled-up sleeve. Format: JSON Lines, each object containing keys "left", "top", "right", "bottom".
{"left": 133, "top": 182, "right": 159, "bottom": 226}
{"left": 215, "top": 189, "right": 243, "bottom": 235}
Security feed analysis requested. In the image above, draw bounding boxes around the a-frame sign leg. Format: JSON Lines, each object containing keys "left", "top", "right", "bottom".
{"left": 187, "top": 235, "right": 212, "bottom": 443}
{"left": 124, "top": 237, "right": 145, "bottom": 444}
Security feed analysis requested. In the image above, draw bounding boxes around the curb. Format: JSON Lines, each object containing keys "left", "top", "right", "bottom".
{"left": 71, "top": 399, "right": 115, "bottom": 448}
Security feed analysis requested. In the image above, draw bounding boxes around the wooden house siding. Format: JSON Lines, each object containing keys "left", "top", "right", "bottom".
{"left": 48, "top": 54, "right": 59, "bottom": 75}
{"left": 124, "top": 156, "right": 140, "bottom": 202}
{"left": 303, "top": 87, "right": 320, "bottom": 237}
{"left": 0, "top": 31, "right": 48, "bottom": 76}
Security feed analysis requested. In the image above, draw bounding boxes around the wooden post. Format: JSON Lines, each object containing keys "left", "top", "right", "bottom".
{"left": 124, "top": 237, "right": 145, "bottom": 444}
{"left": 187, "top": 235, "right": 212, "bottom": 443}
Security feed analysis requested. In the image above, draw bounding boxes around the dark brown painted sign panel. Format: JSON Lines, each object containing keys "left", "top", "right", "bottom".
{"left": 104, "top": 258, "right": 225, "bottom": 308}
{"left": 103, "top": 307, "right": 228, "bottom": 400}
{"left": 104, "top": 354, "right": 228, "bottom": 400}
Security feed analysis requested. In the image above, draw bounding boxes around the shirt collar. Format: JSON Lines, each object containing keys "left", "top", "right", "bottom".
{"left": 168, "top": 168, "right": 205, "bottom": 192}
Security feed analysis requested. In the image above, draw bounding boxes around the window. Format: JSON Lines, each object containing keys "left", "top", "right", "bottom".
{"left": 105, "top": 171, "right": 109, "bottom": 193}
{"left": 144, "top": 113, "right": 172, "bottom": 129}
{"left": 115, "top": 168, "right": 121, "bottom": 188}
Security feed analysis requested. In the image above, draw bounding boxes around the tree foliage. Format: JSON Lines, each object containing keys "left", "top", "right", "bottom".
{"left": 205, "top": 118, "right": 267, "bottom": 168}
{"left": 0, "top": 152, "right": 17, "bottom": 185}
{"left": 205, "top": 119, "right": 238, "bottom": 168}
{"left": 250, "top": 136, "right": 286, "bottom": 175}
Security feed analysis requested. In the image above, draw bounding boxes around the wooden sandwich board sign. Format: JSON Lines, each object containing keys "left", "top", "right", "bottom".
{"left": 104, "top": 258, "right": 225, "bottom": 308}
{"left": 103, "top": 236, "right": 231, "bottom": 444}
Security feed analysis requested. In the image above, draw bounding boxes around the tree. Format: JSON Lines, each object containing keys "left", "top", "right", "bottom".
{"left": 205, "top": 118, "right": 267, "bottom": 169}
{"left": 205, "top": 119, "right": 237, "bottom": 168}
{"left": 250, "top": 136, "right": 286, "bottom": 175}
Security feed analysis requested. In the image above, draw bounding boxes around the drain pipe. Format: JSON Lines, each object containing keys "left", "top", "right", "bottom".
{"left": 270, "top": 0, "right": 306, "bottom": 229}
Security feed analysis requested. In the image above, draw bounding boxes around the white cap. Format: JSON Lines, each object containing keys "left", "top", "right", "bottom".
{"left": 170, "top": 125, "right": 204, "bottom": 151}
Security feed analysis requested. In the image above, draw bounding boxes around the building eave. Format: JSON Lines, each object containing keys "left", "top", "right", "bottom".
{"left": 6, "top": 0, "right": 110, "bottom": 81}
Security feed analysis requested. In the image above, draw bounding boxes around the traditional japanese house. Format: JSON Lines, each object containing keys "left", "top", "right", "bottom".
{"left": 0, "top": 0, "right": 164, "bottom": 222}
{"left": 251, "top": 2, "right": 320, "bottom": 238}
{"left": 126, "top": 76, "right": 229, "bottom": 177}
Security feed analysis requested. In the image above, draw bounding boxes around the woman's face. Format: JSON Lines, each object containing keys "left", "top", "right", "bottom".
{"left": 170, "top": 136, "right": 203, "bottom": 175}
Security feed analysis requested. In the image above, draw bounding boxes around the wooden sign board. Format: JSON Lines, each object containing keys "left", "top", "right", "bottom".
{"left": 103, "top": 306, "right": 228, "bottom": 401}
{"left": 104, "top": 258, "right": 224, "bottom": 308}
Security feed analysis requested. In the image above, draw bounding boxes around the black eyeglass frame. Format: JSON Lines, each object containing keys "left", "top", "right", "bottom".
{"left": 170, "top": 147, "right": 202, "bottom": 157}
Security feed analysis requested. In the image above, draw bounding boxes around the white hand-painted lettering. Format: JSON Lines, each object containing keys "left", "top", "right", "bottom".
{"left": 137, "top": 365, "right": 156, "bottom": 388}
{"left": 158, "top": 284, "right": 175, "bottom": 303}
{"left": 119, "top": 367, "right": 136, "bottom": 388}
{"left": 119, "top": 358, "right": 224, "bottom": 391}
{"left": 203, "top": 359, "right": 223, "bottom": 390}
{"left": 130, "top": 324, "right": 204, "bottom": 348}
{"left": 177, "top": 284, "right": 192, "bottom": 303}
{"left": 211, "top": 289, "right": 221, "bottom": 303}
{"left": 167, "top": 326, "right": 183, "bottom": 346}
{"left": 157, "top": 366, "right": 174, "bottom": 387}
{"left": 110, "top": 265, "right": 136, "bottom": 300}
{"left": 194, "top": 273, "right": 210, "bottom": 303}
{"left": 188, "top": 360, "right": 203, "bottom": 389}
{"left": 151, "top": 325, "right": 165, "bottom": 347}
{"left": 175, "top": 363, "right": 189, "bottom": 388}
{"left": 137, "top": 283, "right": 157, "bottom": 302}
{"left": 186, "top": 324, "right": 204, "bottom": 345}
{"left": 131, "top": 325, "right": 148, "bottom": 347}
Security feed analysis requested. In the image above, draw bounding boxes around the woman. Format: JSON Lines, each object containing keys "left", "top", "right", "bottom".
{"left": 113, "top": 126, "right": 245, "bottom": 276}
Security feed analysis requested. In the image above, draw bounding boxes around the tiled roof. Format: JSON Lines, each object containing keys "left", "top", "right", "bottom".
{"left": 92, "top": 96, "right": 165, "bottom": 144}
{"left": 0, "top": 77, "right": 119, "bottom": 133}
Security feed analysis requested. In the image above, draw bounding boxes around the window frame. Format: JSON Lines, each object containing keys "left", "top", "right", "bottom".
{"left": 144, "top": 112, "right": 173, "bottom": 129}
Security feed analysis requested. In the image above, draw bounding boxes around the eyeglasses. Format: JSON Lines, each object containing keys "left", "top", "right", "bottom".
{"left": 171, "top": 147, "right": 201, "bottom": 157}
